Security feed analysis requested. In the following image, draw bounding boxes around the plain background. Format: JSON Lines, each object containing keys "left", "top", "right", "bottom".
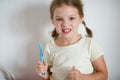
{"left": 0, "top": 0, "right": 120, "bottom": 80}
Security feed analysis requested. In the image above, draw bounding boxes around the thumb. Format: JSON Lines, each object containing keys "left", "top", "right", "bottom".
{"left": 44, "top": 62, "right": 48, "bottom": 69}
{"left": 72, "top": 66, "right": 76, "bottom": 71}
{"left": 44, "top": 62, "right": 47, "bottom": 66}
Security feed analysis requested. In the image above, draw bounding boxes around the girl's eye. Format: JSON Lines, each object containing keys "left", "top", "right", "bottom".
{"left": 56, "top": 18, "right": 62, "bottom": 21}
{"left": 70, "top": 17, "right": 75, "bottom": 20}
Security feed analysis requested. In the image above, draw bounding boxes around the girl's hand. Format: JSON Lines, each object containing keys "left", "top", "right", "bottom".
{"left": 36, "top": 61, "right": 49, "bottom": 80}
{"left": 68, "top": 66, "right": 83, "bottom": 80}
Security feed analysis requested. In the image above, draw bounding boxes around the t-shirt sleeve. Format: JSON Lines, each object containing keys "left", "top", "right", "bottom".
{"left": 89, "top": 39, "right": 103, "bottom": 61}
{"left": 43, "top": 43, "right": 52, "bottom": 66}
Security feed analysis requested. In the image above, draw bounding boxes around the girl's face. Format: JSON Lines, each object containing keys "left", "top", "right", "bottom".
{"left": 52, "top": 4, "right": 83, "bottom": 39}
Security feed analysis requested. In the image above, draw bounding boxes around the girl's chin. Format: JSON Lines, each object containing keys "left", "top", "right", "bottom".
{"left": 61, "top": 34, "right": 73, "bottom": 39}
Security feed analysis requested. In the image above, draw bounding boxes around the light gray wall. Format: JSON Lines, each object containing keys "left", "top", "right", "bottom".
{"left": 0, "top": 0, "right": 120, "bottom": 80}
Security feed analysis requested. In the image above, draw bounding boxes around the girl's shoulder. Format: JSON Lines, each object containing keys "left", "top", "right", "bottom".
{"left": 82, "top": 36, "right": 93, "bottom": 42}
{"left": 44, "top": 39, "right": 56, "bottom": 49}
{"left": 81, "top": 36, "right": 99, "bottom": 46}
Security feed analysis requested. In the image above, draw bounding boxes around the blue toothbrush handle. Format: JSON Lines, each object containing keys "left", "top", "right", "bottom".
{"left": 39, "top": 44, "right": 45, "bottom": 62}
{"left": 38, "top": 44, "right": 46, "bottom": 76}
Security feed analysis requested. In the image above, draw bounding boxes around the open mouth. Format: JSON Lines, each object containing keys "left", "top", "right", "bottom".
{"left": 62, "top": 29, "right": 71, "bottom": 34}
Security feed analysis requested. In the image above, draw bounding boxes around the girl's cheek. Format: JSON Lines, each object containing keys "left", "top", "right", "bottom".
{"left": 55, "top": 23, "right": 61, "bottom": 27}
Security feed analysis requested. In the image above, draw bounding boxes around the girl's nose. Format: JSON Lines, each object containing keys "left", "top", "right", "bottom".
{"left": 62, "top": 20, "right": 69, "bottom": 27}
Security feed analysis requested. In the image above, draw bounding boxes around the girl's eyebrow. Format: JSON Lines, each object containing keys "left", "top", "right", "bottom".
{"left": 70, "top": 14, "right": 78, "bottom": 17}
{"left": 55, "top": 16, "right": 61, "bottom": 18}
{"left": 55, "top": 15, "right": 77, "bottom": 18}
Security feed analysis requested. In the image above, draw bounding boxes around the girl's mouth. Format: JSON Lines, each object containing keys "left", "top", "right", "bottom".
{"left": 62, "top": 29, "right": 71, "bottom": 34}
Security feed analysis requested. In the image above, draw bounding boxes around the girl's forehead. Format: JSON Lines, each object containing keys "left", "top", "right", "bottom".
{"left": 55, "top": 4, "right": 77, "bottom": 10}
{"left": 53, "top": 5, "right": 79, "bottom": 16}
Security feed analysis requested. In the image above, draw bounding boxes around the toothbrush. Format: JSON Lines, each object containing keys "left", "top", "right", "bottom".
{"left": 38, "top": 44, "right": 46, "bottom": 76}
{"left": 38, "top": 44, "right": 45, "bottom": 62}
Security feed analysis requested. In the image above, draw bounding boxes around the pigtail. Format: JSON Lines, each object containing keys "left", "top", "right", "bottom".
{"left": 51, "top": 28, "right": 59, "bottom": 38}
{"left": 82, "top": 21, "right": 93, "bottom": 37}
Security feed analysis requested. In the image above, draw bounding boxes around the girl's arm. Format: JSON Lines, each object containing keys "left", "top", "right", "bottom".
{"left": 82, "top": 55, "right": 108, "bottom": 80}
{"left": 69, "top": 55, "right": 108, "bottom": 80}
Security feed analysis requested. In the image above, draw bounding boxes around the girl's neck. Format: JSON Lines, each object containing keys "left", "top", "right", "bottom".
{"left": 55, "top": 34, "right": 81, "bottom": 46}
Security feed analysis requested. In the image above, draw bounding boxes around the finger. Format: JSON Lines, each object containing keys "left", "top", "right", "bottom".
{"left": 44, "top": 62, "right": 48, "bottom": 69}
{"left": 69, "top": 74, "right": 74, "bottom": 78}
{"left": 68, "top": 74, "right": 75, "bottom": 80}
{"left": 36, "top": 67, "right": 42, "bottom": 76}
{"left": 37, "top": 65, "right": 44, "bottom": 70}
{"left": 37, "top": 68, "right": 45, "bottom": 71}
{"left": 44, "top": 62, "right": 48, "bottom": 66}
{"left": 37, "top": 63, "right": 45, "bottom": 69}
{"left": 72, "top": 66, "right": 76, "bottom": 71}
{"left": 69, "top": 70, "right": 75, "bottom": 75}
{"left": 37, "top": 64, "right": 45, "bottom": 71}
{"left": 36, "top": 67, "right": 46, "bottom": 76}
{"left": 38, "top": 61, "right": 44, "bottom": 65}
{"left": 36, "top": 70, "right": 45, "bottom": 77}
{"left": 69, "top": 71, "right": 75, "bottom": 78}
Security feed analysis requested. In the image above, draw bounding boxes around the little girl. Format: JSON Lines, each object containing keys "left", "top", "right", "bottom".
{"left": 36, "top": 0, "right": 108, "bottom": 80}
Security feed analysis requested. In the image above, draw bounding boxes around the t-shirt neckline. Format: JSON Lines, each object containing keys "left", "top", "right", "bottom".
{"left": 52, "top": 36, "right": 85, "bottom": 48}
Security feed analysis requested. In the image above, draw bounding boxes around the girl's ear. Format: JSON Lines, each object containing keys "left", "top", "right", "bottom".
{"left": 51, "top": 18, "right": 55, "bottom": 25}
{"left": 80, "top": 17, "right": 83, "bottom": 23}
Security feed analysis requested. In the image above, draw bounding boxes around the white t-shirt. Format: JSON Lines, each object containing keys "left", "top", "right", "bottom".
{"left": 44, "top": 36, "right": 103, "bottom": 80}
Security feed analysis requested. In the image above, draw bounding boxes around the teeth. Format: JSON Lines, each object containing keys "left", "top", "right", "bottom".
{"left": 62, "top": 29, "right": 71, "bottom": 33}
{"left": 64, "top": 29, "right": 70, "bottom": 32}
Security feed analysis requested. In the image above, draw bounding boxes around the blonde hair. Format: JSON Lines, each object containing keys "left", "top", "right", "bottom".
{"left": 50, "top": 0, "right": 92, "bottom": 38}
